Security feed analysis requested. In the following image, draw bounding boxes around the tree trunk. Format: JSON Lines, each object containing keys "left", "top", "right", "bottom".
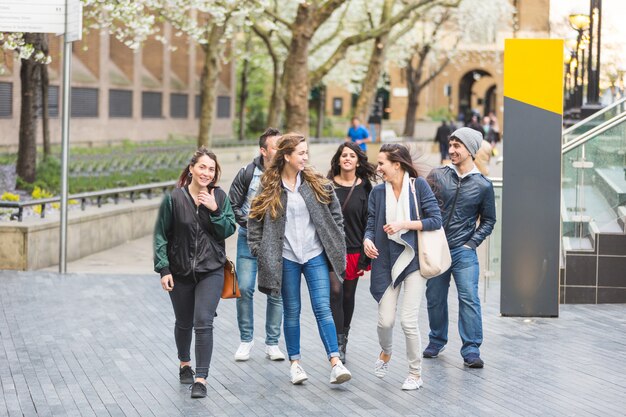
{"left": 197, "top": 26, "right": 225, "bottom": 148}
{"left": 41, "top": 34, "right": 51, "bottom": 159}
{"left": 284, "top": 5, "right": 313, "bottom": 135}
{"left": 237, "top": 37, "right": 251, "bottom": 141}
{"left": 266, "top": 62, "right": 284, "bottom": 128}
{"left": 403, "top": 61, "right": 421, "bottom": 138}
{"left": 354, "top": 0, "right": 394, "bottom": 122}
{"left": 16, "top": 33, "right": 43, "bottom": 185}
{"left": 403, "top": 90, "right": 420, "bottom": 138}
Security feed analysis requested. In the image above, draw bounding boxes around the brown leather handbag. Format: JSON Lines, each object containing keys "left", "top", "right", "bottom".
{"left": 221, "top": 257, "right": 240, "bottom": 299}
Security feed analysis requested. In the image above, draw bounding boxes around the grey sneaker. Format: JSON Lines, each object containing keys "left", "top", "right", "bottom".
{"left": 374, "top": 358, "right": 389, "bottom": 378}
{"left": 290, "top": 362, "right": 308, "bottom": 385}
{"left": 401, "top": 375, "right": 424, "bottom": 390}
{"left": 329, "top": 361, "right": 352, "bottom": 384}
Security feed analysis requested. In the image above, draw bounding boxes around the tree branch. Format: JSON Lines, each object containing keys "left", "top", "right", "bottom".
{"left": 310, "top": 5, "right": 349, "bottom": 55}
{"left": 310, "top": 0, "right": 437, "bottom": 85}
{"left": 311, "top": 0, "right": 348, "bottom": 32}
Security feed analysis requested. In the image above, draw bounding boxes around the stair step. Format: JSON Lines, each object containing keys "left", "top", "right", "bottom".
{"left": 618, "top": 206, "right": 626, "bottom": 231}
{"left": 563, "top": 236, "right": 594, "bottom": 252}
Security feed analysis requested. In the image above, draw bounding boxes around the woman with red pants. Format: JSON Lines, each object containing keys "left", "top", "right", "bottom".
{"left": 327, "top": 142, "right": 377, "bottom": 363}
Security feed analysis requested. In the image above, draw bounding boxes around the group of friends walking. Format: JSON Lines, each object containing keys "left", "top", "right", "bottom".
{"left": 153, "top": 124, "right": 496, "bottom": 398}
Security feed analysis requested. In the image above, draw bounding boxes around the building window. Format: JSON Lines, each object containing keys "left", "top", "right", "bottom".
{"left": 35, "top": 85, "right": 59, "bottom": 118}
{"left": 332, "top": 97, "right": 343, "bottom": 116}
{"left": 0, "top": 82, "right": 13, "bottom": 118}
{"left": 109, "top": 89, "right": 133, "bottom": 118}
{"left": 142, "top": 92, "right": 162, "bottom": 118}
{"left": 48, "top": 86, "right": 59, "bottom": 118}
{"left": 71, "top": 87, "right": 99, "bottom": 117}
{"left": 217, "top": 96, "right": 230, "bottom": 119}
{"left": 170, "top": 93, "right": 189, "bottom": 118}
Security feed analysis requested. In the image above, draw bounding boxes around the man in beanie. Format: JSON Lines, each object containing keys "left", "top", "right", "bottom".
{"left": 423, "top": 127, "right": 496, "bottom": 368}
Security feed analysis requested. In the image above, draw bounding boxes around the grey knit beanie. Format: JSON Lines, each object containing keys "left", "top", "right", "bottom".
{"left": 450, "top": 127, "right": 483, "bottom": 157}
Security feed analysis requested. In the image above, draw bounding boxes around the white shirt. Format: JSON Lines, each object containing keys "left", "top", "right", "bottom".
{"left": 281, "top": 173, "right": 324, "bottom": 264}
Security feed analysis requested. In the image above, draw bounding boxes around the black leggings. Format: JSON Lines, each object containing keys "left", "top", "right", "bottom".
{"left": 329, "top": 272, "right": 359, "bottom": 334}
{"left": 169, "top": 269, "right": 223, "bottom": 379}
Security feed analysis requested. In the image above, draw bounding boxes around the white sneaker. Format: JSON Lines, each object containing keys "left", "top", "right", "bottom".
{"left": 290, "top": 362, "right": 308, "bottom": 385}
{"left": 401, "top": 375, "right": 424, "bottom": 390}
{"left": 374, "top": 358, "right": 389, "bottom": 378}
{"left": 329, "top": 361, "right": 352, "bottom": 384}
{"left": 234, "top": 341, "right": 254, "bottom": 361}
{"left": 265, "top": 344, "right": 286, "bottom": 361}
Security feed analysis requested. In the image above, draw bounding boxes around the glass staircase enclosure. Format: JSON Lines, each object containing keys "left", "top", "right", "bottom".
{"left": 561, "top": 110, "right": 626, "bottom": 253}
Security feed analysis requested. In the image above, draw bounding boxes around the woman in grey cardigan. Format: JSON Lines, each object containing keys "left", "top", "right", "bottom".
{"left": 247, "top": 133, "right": 352, "bottom": 386}
{"left": 363, "top": 144, "right": 442, "bottom": 390}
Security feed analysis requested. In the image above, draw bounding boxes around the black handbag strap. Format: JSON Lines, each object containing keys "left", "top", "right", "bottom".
{"left": 340, "top": 177, "right": 359, "bottom": 212}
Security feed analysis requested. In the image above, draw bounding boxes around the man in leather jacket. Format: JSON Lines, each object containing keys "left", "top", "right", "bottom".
{"left": 228, "top": 128, "right": 285, "bottom": 362}
{"left": 424, "top": 127, "right": 496, "bottom": 369}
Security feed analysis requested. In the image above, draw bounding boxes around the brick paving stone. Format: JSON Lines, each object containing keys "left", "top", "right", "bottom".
{"left": 1, "top": 269, "right": 626, "bottom": 416}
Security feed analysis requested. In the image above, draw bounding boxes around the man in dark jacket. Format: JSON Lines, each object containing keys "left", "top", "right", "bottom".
{"left": 228, "top": 128, "right": 285, "bottom": 362}
{"left": 424, "top": 127, "right": 496, "bottom": 368}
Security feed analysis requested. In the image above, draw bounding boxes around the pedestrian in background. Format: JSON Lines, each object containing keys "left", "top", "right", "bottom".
{"left": 327, "top": 142, "right": 377, "bottom": 363}
{"left": 363, "top": 144, "right": 442, "bottom": 390}
{"left": 247, "top": 133, "right": 352, "bottom": 386}
{"left": 229, "top": 128, "right": 285, "bottom": 362}
{"left": 345, "top": 116, "right": 371, "bottom": 152}
{"left": 153, "top": 147, "right": 236, "bottom": 398}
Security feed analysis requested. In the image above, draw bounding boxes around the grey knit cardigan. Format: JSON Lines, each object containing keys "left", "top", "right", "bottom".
{"left": 247, "top": 181, "right": 347, "bottom": 297}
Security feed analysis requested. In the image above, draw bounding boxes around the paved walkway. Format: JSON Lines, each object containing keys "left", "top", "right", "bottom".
{"left": 2, "top": 265, "right": 625, "bottom": 416}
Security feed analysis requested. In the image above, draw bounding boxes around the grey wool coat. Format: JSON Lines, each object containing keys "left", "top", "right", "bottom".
{"left": 247, "top": 181, "right": 347, "bottom": 297}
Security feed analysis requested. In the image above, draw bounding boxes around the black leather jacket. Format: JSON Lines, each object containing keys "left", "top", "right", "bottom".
{"left": 427, "top": 166, "right": 496, "bottom": 250}
{"left": 228, "top": 156, "right": 265, "bottom": 228}
{"left": 153, "top": 186, "right": 236, "bottom": 282}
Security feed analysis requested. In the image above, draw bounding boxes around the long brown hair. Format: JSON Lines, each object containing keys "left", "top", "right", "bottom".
{"left": 327, "top": 141, "right": 377, "bottom": 182}
{"left": 177, "top": 147, "right": 221, "bottom": 188}
{"left": 249, "top": 133, "right": 332, "bottom": 220}
{"left": 379, "top": 143, "right": 419, "bottom": 178}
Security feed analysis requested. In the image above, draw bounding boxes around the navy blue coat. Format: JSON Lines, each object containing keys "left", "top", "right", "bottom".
{"left": 364, "top": 177, "right": 442, "bottom": 302}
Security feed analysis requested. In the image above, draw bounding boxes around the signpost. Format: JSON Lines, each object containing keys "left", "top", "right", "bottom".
{"left": 0, "top": 0, "right": 82, "bottom": 273}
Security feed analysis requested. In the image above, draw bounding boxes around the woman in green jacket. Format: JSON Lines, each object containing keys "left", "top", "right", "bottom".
{"left": 153, "top": 147, "right": 236, "bottom": 398}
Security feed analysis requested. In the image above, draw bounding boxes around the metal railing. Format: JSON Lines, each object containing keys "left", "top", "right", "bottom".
{"left": 562, "top": 111, "right": 626, "bottom": 154}
{"left": 0, "top": 181, "right": 176, "bottom": 222}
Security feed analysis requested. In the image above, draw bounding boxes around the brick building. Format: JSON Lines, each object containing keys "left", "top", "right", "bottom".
{"left": 0, "top": 24, "right": 235, "bottom": 150}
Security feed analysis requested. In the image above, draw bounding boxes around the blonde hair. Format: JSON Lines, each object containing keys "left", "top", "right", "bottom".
{"left": 249, "top": 133, "right": 332, "bottom": 220}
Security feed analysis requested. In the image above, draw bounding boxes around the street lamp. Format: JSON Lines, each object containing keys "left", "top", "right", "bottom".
{"left": 586, "top": 0, "right": 602, "bottom": 106}
{"left": 568, "top": 13, "right": 590, "bottom": 111}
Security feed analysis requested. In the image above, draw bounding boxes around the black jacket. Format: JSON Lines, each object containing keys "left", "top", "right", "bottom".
{"left": 427, "top": 166, "right": 496, "bottom": 250}
{"left": 153, "top": 186, "right": 236, "bottom": 282}
{"left": 228, "top": 156, "right": 265, "bottom": 228}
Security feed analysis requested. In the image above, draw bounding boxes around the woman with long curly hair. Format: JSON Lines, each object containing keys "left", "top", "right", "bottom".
{"left": 247, "top": 133, "right": 352, "bottom": 386}
{"left": 153, "top": 147, "right": 236, "bottom": 398}
{"left": 326, "top": 142, "right": 377, "bottom": 363}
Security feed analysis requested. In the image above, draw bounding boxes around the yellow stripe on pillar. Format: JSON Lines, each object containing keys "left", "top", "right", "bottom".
{"left": 504, "top": 39, "right": 564, "bottom": 115}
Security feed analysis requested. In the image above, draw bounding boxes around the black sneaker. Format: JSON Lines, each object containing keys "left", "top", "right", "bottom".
{"left": 463, "top": 353, "right": 484, "bottom": 368}
{"left": 190, "top": 381, "right": 207, "bottom": 398}
{"left": 179, "top": 365, "right": 195, "bottom": 384}
{"left": 423, "top": 343, "right": 445, "bottom": 358}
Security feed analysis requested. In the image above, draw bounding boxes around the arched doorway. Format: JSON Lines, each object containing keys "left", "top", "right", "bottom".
{"left": 458, "top": 69, "right": 492, "bottom": 123}
{"left": 484, "top": 84, "right": 497, "bottom": 117}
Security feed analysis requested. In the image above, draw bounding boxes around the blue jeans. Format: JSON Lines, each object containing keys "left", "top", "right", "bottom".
{"left": 281, "top": 253, "right": 340, "bottom": 361}
{"left": 425, "top": 246, "right": 483, "bottom": 358}
{"left": 236, "top": 228, "right": 283, "bottom": 345}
